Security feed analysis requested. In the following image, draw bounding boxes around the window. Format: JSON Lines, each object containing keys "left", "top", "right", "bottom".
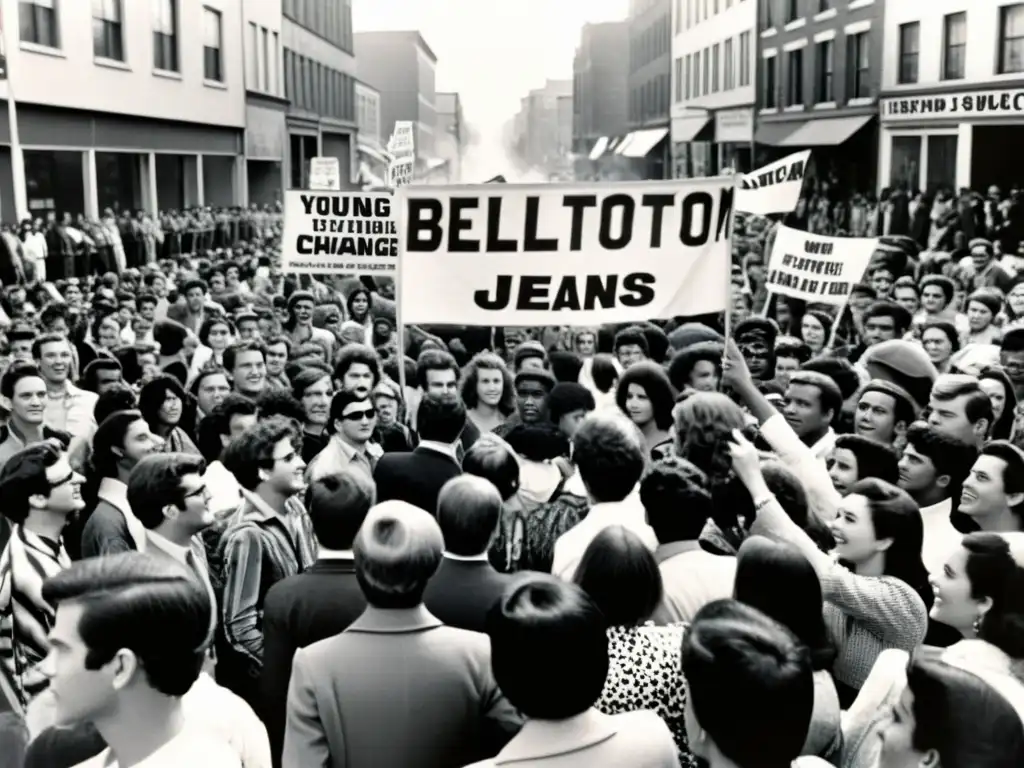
{"left": 764, "top": 55, "right": 778, "bottom": 108}
{"left": 849, "top": 31, "right": 869, "bottom": 99}
{"left": 761, "top": 0, "right": 774, "bottom": 29}
{"left": 675, "top": 56, "right": 683, "bottom": 101}
{"left": 724, "top": 38, "right": 734, "bottom": 89}
{"left": 898, "top": 22, "right": 919, "bottom": 84}
{"left": 262, "top": 27, "right": 270, "bottom": 91}
{"left": 92, "top": 0, "right": 122, "bottom": 61}
{"left": 817, "top": 0, "right": 830, "bottom": 11}
{"left": 152, "top": 0, "right": 178, "bottom": 72}
{"left": 815, "top": 39, "right": 833, "bottom": 102}
{"left": 786, "top": 48, "right": 803, "bottom": 106}
{"left": 685, "top": 53, "right": 692, "bottom": 99}
{"left": 890, "top": 136, "right": 921, "bottom": 189}
{"left": 247, "top": 22, "right": 258, "bottom": 85}
{"left": 786, "top": 0, "right": 798, "bottom": 23}
{"left": 19, "top": 0, "right": 59, "bottom": 48}
{"left": 943, "top": 12, "right": 966, "bottom": 80}
{"left": 693, "top": 50, "right": 701, "bottom": 96}
{"left": 703, "top": 47, "right": 710, "bottom": 94}
{"left": 1000, "top": 4, "right": 1024, "bottom": 74}
{"left": 712, "top": 43, "right": 720, "bottom": 92}
{"left": 739, "top": 31, "right": 751, "bottom": 86}
{"left": 202, "top": 7, "right": 222, "bottom": 81}
{"left": 272, "top": 32, "right": 280, "bottom": 95}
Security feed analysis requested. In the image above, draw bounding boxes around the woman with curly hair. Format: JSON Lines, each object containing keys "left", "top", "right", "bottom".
{"left": 460, "top": 352, "right": 515, "bottom": 434}
{"left": 616, "top": 361, "right": 676, "bottom": 458}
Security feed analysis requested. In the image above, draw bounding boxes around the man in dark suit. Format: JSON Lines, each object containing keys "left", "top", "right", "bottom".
{"left": 374, "top": 392, "right": 464, "bottom": 513}
{"left": 260, "top": 468, "right": 375, "bottom": 765}
{"left": 424, "top": 475, "right": 514, "bottom": 633}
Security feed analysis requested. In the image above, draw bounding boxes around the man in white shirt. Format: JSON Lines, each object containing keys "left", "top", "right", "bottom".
{"left": 552, "top": 412, "right": 656, "bottom": 580}
{"left": 34, "top": 334, "right": 97, "bottom": 436}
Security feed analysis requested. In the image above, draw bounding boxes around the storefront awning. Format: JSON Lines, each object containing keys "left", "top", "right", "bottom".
{"left": 614, "top": 133, "right": 637, "bottom": 155}
{"left": 671, "top": 115, "right": 711, "bottom": 143}
{"left": 619, "top": 127, "right": 669, "bottom": 158}
{"left": 753, "top": 122, "right": 800, "bottom": 146}
{"left": 776, "top": 114, "right": 875, "bottom": 147}
{"left": 589, "top": 136, "right": 610, "bottom": 160}
{"left": 357, "top": 142, "right": 392, "bottom": 166}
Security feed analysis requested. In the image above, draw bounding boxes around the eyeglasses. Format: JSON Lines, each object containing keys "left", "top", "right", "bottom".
{"left": 342, "top": 408, "right": 376, "bottom": 422}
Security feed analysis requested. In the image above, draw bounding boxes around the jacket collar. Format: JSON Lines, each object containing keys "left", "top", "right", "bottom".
{"left": 347, "top": 604, "right": 443, "bottom": 634}
{"left": 414, "top": 441, "right": 461, "bottom": 465}
{"left": 494, "top": 709, "right": 616, "bottom": 764}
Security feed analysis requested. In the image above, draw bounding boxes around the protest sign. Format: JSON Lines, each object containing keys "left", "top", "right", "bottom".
{"left": 765, "top": 224, "right": 877, "bottom": 306}
{"left": 282, "top": 191, "right": 397, "bottom": 276}
{"left": 309, "top": 157, "right": 341, "bottom": 191}
{"left": 387, "top": 121, "right": 415, "bottom": 155}
{"left": 736, "top": 150, "right": 810, "bottom": 216}
{"left": 389, "top": 156, "right": 415, "bottom": 188}
{"left": 396, "top": 178, "right": 736, "bottom": 326}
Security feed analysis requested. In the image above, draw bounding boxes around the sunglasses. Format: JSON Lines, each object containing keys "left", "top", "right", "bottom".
{"left": 342, "top": 408, "right": 376, "bottom": 422}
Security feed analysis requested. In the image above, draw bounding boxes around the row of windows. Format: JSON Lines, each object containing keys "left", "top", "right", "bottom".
{"left": 675, "top": 0, "right": 748, "bottom": 33}
{"left": 247, "top": 23, "right": 281, "bottom": 96}
{"left": 282, "top": 0, "right": 353, "bottom": 54}
{"left": 630, "top": 14, "right": 670, "bottom": 72}
{"left": 284, "top": 48, "right": 356, "bottom": 123}
{"left": 19, "top": 0, "right": 224, "bottom": 82}
{"left": 898, "top": 5, "right": 1024, "bottom": 85}
{"left": 674, "top": 31, "right": 752, "bottom": 102}
{"left": 629, "top": 74, "right": 670, "bottom": 123}
{"left": 763, "top": 31, "right": 869, "bottom": 109}
{"left": 357, "top": 92, "right": 379, "bottom": 140}
{"left": 761, "top": 0, "right": 844, "bottom": 31}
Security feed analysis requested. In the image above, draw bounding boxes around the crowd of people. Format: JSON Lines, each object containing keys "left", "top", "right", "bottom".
{"left": 0, "top": 190, "right": 1022, "bottom": 768}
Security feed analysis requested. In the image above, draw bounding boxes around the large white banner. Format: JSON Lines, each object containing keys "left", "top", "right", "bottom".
{"left": 736, "top": 150, "right": 810, "bottom": 216}
{"left": 766, "top": 224, "right": 877, "bottom": 306}
{"left": 396, "top": 178, "right": 736, "bottom": 326}
{"left": 282, "top": 191, "right": 397, "bottom": 276}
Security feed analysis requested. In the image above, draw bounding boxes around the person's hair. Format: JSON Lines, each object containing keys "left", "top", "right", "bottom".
{"left": 196, "top": 393, "right": 257, "bottom": 463}
{"left": 416, "top": 392, "right": 467, "bottom": 444}
{"left": 41, "top": 552, "right": 210, "bottom": 696}
{"left": 463, "top": 437, "right": 520, "bottom": 501}
{"left": 128, "top": 453, "right": 207, "bottom": 529}
{"left": 615, "top": 361, "right": 676, "bottom": 430}
{"left": 612, "top": 326, "right": 649, "bottom": 357}
{"left": 197, "top": 316, "right": 233, "bottom": 348}
{"left": 221, "top": 415, "right": 301, "bottom": 491}
{"left": 800, "top": 309, "right": 833, "bottom": 344}
{"left": 959, "top": 532, "right": 1024, "bottom": 658}
{"left": 487, "top": 575, "right": 609, "bottom": 719}
{"left": 353, "top": 501, "right": 443, "bottom": 609}
{"left": 0, "top": 440, "right": 64, "bottom": 525}
{"left": 683, "top": 599, "right": 813, "bottom": 768}
{"left": 846, "top": 478, "right": 932, "bottom": 608}
{"left": 834, "top": 434, "right": 901, "bottom": 485}
{"left": 640, "top": 455, "right": 713, "bottom": 543}
{"left": 415, "top": 348, "right": 461, "bottom": 390}
{"left": 459, "top": 352, "right": 515, "bottom": 416}
{"left": 136, "top": 292, "right": 158, "bottom": 310}
{"left": 79, "top": 358, "right": 123, "bottom": 394}
{"left": 572, "top": 412, "right": 645, "bottom": 503}
{"left": 931, "top": 374, "right": 994, "bottom": 427}
{"left": 673, "top": 392, "right": 747, "bottom": 482}
{"left": 182, "top": 278, "right": 207, "bottom": 296}
{"left": 305, "top": 468, "right": 377, "bottom": 551}
{"left": 189, "top": 365, "right": 230, "bottom": 398}
{"left": 0, "top": 361, "right": 43, "bottom": 400}
{"left": 152, "top": 320, "right": 189, "bottom": 356}
{"left": 589, "top": 353, "right": 619, "bottom": 394}
{"left": 326, "top": 389, "right": 372, "bottom": 435}
{"left": 546, "top": 382, "right": 595, "bottom": 424}
{"left": 94, "top": 384, "right": 138, "bottom": 425}
{"left": 138, "top": 374, "right": 190, "bottom": 430}
{"left": 31, "top": 332, "right": 70, "bottom": 362}
{"left": 547, "top": 350, "right": 584, "bottom": 383}
{"left": 255, "top": 388, "right": 306, "bottom": 425}
{"left": 904, "top": 422, "right": 978, "bottom": 484}
{"left": 333, "top": 343, "right": 382, "bottom": 386}
{"left": 222, "top": 340, "right": 265, "bottom": 373}
{"left": 979, "top": 440, "right": 1024, "bottom": 522}
{"left": 893, "top": 274, "right": 919, "bottom": 296}
{"left": 667, "top": 341, "right": 723, "bottom": 391}
{"left": 801, "top": 355, "right": 862, "bottom": 401}
{"left": 90, "top": 410, "right": 146, "bottom": 480}
{"left": 573, "top": 525, "right": 662, "bottom": 627}
{"left": 512, "top": 341, "right": 547, "bottom": 371}
{"left": 904, "top": 652, "right": 1024, "bottom": 768}
{"left": 436, "top": 475, "right": 503, "bottom": 556}
{"left": 863, "top": 300, "right": 913, "bottom": 335}
{"left": 346, "top": 287, "right": 371, "bottom": 322}
{"left": 922, "top": 320, "right": 962, "bottom": 357}
{"left": 858, "top": 379, "right": 917, "bottom": 427}
{"left": 787, "top": 371, "right": 843, "bottom": 421}
{"left": 734, "top": 537, "right": 836, "bottom": 671}
{"left": 264, "top": 334, "right": 292, "bottom": 355}
{"left": 979, "top": 366, "right": 1018, "bottom": 440}
{"left": 920, "top": 274, "right": 956, "bottom": 306}
{"left": 774, "top": 338, "right": 812, "bottom": 365}
{"left": 1002, "top": 326, "right": 1024, "bottom": 354}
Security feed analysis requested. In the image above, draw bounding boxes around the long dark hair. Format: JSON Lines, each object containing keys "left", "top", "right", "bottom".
{"left": 978, "top": 366, "right": 1017, "bottom": 441}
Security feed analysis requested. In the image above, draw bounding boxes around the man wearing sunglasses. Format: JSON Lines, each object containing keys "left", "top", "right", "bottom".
{"left": 306, "top": 390, "right": 383, "bottom": 483}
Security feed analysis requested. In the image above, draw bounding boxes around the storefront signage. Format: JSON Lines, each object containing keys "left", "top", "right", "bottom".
{"left": 882, "top": 88, "right": 1024, "bottom": 122}
{"left": 715, "top": 109, "right": 754, "bottom": 143}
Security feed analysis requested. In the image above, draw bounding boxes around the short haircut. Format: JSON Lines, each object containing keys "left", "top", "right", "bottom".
{"left": 415, "top": 348, "right": 460, "bottom": 390}
{"left": 892, "top": 275, "right": 918, "bottom": 295}
{"left": 487, "top": 575, "right": 609, "bottom": 719}
{"left": 858, "top": 379, "right": 917, "bottom": 425}
{"left": 0, "top": 440, "right": 64, "bottom": 525}
{"left": 920, "top": 274, "right": 955, "bottom": 305}
{"left": 572, "top": 412, "right": 645, "bottom": 503}
{"left": 512, "top": 341, "right": 546, "bottom": 371}
{"left": 436, "top": 475, "right": 503, "bottom": 556}
{"left": 416, "top": 392, "right": 467, "bottom": 444}
{"left": 290, "top": 364, "right": 332, "bottom": 402}
{"left": 190, "top": 365, "right": 230, "bottom": 398}
{"left": 222, "top": 340, "right": 265, "bottom": 373}
{"left": 547, "top": 350, "right": 584, "bottom": 383}
{"left": 1, "top": 361, "right": 43, "bottom": 400}
{"left": 196, "top": 393, "right": 258, "bottom": 462}
{"left": 863, "top": 300, "right": 913, "bottom": 335}
{"left": 787, "top": 371, "right": 843, "bottom": 419}
{"left": 305, "top": 468, "right": 376, "bottom": 550}
{"left": 931, "top": 374, "right": 993, "bottom": 426}
{"left": 1002, "top": 327, "right": 1024, "bottom": 354}
{"left": 774, "top": 338, "right": 812, "bottom": 364}
{"left": 94, "top": 384, "right": 138, "bottom": 425}
{"left": 129, "top": 453, "right": 207, "bottom": 529}
{"left": 353, "top": 501, "right": 444, "bottom": 609}
{"left": 684, "top": 599, "right": 813, "bottom": 767}
{"left": 463, "top": 437, "right": 520, "bottom": 501}
{"left": 221, "top": 415, "right": 301, "bottom": 491}
{"left": 612, "top": 326, "right": 649, "bottom": 357}
{"left": 459, "top": 352, "right": 515, "bottom": 416}
{"left": 80, "top": 358, "right": 123, "bottom": 394}
{"left": 182, "top": 278, "right": 207, "bottom": 295}
{"left": 921, "top": 321, "right": 961, "bottom": 356}
{"left": 31, "top": 333, "right": 70, "bottom": 361}
{"left": 333, "top": 343, "right": 382, "bottom": 386}
{"left": 980, "top": 441, "right": 1024, "bottom": 500}
{"left": 91, "top": 410, "right": 146, "bottom": 480}
{"left": 640, "top": 455, "right": 713, "bottom": 543}
{"left": 615, "top": 361, "right": 677, "bottom": 431}
{"left": 573, "top": 525, "right": 662, "bottom": 626}
{"left": 42, "top": 553, "right": 210, "bottom": 696}
{"left": 327, "top": 390, "right": 372, "bottom": 435}
{"left": 667, "top": 341, "right": 723, "bottom": 391}
{"left": 834, "top": 434, "right": 901, "bottom": 485}
{"left": 198, "top": 315, "right": 234, "bottom": 348}
{"left": 800, "top": 355, "right": 862, "bottom": 401}
{"left": 546, "top": 382, "right": 595, "bottom": 424}
{"left": 903, "top": 422, "right": 978, "bottom": 482}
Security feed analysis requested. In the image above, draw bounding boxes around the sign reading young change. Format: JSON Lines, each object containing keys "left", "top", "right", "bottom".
{"left": 282, "top": 191, "right": 397, "bottom": 275}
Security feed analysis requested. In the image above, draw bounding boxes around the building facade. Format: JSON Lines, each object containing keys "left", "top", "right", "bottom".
{"left": 6, "top": 0, "right": 246, "bottom": 222}
{"left": 571, "top": 20, "right": 629, "bottom": 169}
{"left": 355, "top": 81, "right": 387, "bottom": 186}
{"left": 282, "top": 0, "right": 357, "bottom": 190}
{"left": 511, "top": 80, "right": 573, "bottom": 172}
{"left": 243, "top": 1, "right": 287, "bottom": 205}
{"left": 880, "top": 0, "right": 1024, "bottom": 193}
{"left": 354, "top": 30, "right": 442, "bottom": 178}
{"left": 670, "top": 0, "right": 757, "bottom": 177}
{"left": 435, "top": 92, "right": 466, "bottom": 182}
{"left": 620, "top": 0, "right": 672, "bottom": 179}
{"left": 755, "top": 0, "right": 883, "bottom": 192}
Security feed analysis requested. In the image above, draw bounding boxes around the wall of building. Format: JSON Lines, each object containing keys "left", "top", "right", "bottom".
{"left": 628, "top": 0, "right": 672, "bottom": 129}
{"left": 672, "top": 0, "right": 756, "bottom": 112}
{"left": 244, "top": 1, "right": 284, "bottom": 98}
{"left": 573, "top": 21, "right": 630, "bottom": 153}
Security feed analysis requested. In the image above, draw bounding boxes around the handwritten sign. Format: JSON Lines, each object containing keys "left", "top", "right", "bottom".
{"left": 765, "top": 224, "right": 877, "bottom": 306}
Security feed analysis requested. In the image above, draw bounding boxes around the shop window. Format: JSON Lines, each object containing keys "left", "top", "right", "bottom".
{"left": 943, "top": 12, "right": 966, "bottom": 80}
{"left": 898, "top": 22, "right": 919, "bottom": 85}
{"left": 786, "top": 48, "right": 803, "bottom": 107}
{"left": 926, "top": 135, "right": 957, "bottom": 192}
{"left": 890, "top": 136, "right": 921, "bottom": 190}
{"left": 1000, "top": 3, "right": 1024, "bottom": 75}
